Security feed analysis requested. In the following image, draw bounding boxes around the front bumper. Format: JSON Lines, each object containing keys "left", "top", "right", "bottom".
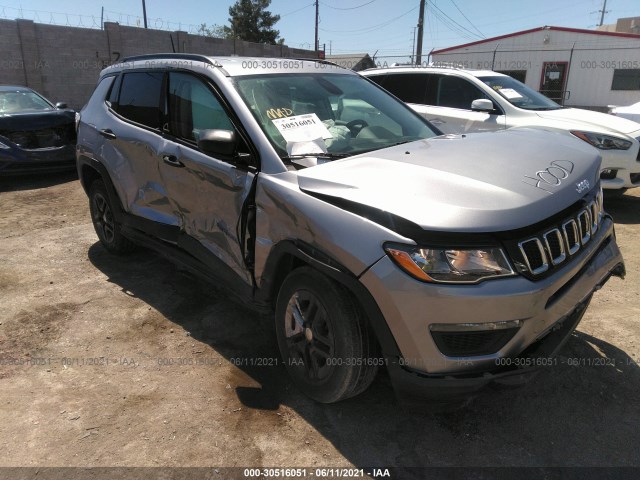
{"left": 361, "top": 216, "right": 624, "bottom": 400}
{"left": 0, "top": 144, "right": 76, "bottom": 174}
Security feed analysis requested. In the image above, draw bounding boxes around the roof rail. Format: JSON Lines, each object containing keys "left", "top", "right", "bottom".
{"left": 360, "top": 62, "right": 469, "bottom": 73}
{"left": 427, "top": 62, "right": 467, "bottom": 70}
{"left": 119, "top": 53, "right": 221, "bottom": 67}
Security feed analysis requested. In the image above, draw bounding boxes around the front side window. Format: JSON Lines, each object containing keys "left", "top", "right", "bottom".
{"left": 116, "top": 72, "right": 163, "bottom": 129}
{"left": 167, "top": 72, "right": 234, "bottom": 143}
{"left": 233, "top": 72, "right": 437, "bottom": 162}
{"left": 435, "top": 75, "right": 490, "bottom": 110}
{"left": 479, "top": 75, "right": 562, "bottom": 111}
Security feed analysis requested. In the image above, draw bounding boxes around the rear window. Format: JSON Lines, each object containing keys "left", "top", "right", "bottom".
{"left": 115, "top": 72, "right": 163, "bottom": 129}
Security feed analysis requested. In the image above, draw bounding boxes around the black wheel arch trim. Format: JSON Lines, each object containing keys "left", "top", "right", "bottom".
{"left": 256, "top": 240, "right": 403, "bottom": 361}
{"left": 77, "top": 156, "right": 126, "bottom": 224}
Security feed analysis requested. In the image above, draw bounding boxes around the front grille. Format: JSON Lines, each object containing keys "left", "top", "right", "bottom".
{"left": 630, "top": 172, "right": 640, "bottom": 184}
{"left": 431, "top": 328, "right": 519, "bottom": 357}
{"left": 1, "top": 125, "right": 75, "bottom": 150}
{"left": 515, "top": 191, "right": 603, "bottom": 277}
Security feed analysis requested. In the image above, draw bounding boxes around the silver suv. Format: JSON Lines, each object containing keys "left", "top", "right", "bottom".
{"left": 77, "top": 54, "right": 625, "bottom": 404}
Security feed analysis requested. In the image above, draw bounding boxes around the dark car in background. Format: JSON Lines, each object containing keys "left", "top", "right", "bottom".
{"left": 0, "top": 86, "right": 76, "bottom": 174}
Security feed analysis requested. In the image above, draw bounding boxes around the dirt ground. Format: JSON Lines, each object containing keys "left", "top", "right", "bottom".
{"left": 0, "top": 171, "right": 639, "bottom": 477}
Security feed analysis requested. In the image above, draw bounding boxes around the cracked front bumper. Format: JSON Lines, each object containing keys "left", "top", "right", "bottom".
{"left": 361, "top": 216, "right": 624, "bottom": 401}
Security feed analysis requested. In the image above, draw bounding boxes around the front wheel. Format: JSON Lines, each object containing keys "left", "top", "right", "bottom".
{"left": 275, "top": 267, "right": 378, "bottom": 403}
{"left": 88, "top": 179, "right": 136, "bottom": 254}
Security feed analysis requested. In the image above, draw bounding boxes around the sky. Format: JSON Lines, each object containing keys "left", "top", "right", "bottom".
{"left": 2, "top": 0, "right": 639, "bottom": 63}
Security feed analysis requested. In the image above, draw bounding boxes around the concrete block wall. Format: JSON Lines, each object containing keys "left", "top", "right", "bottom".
{"left": 0, "top": 20, "right": 317, "bottom": 109}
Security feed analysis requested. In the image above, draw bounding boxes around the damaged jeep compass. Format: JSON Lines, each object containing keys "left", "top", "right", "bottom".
{"left": 77, "top": 55, "right": 625, "bottom": 403}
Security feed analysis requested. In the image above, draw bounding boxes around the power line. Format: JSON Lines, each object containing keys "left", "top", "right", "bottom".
{"left": 450, "top": 0, "right": 484, "bottom": 38}
{"left": 320, "top": 0, "right": 377, "bottom": 10}
{"left": 281, "top": 3, "right": 314, "bottom": 17}
{"left": 319, "top": 6, "right": 417, "bottom": 34}
{"left": 429, "top": 2, "right": 483, "bottom": 40}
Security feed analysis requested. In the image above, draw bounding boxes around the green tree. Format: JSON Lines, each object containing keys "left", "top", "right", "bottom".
{"left": 223, "top": 0, "right": 283, "bottom": 45}
{"left": 197, "top": 23, "right": 226, "bottom": 38}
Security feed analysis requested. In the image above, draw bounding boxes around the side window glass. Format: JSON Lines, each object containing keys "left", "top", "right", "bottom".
{"left": 106, "top": 74, "right": 122, "bottom": 109}
{"left": 167, "top": 72, "right": 234, "bottom": 144}
{"left": 367, "top": 74, "right": 387, "bottom": 88}
{"left": 436, "top": 75, "right": 489, "bottom": 110}
{"left": 383, "top": 74, "right": 428, "bottom": 104}
{"left": 116, "top": 72, "right": 163, "bottom": 129}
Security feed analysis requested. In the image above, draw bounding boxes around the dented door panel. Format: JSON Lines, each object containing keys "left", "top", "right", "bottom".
{"left": 159, "top": 143, "right": 254, "bottom": 284}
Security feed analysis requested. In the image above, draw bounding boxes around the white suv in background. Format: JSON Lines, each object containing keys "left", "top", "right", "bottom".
{"left": 362, "top": 66, "right": 640, "bottom": 192}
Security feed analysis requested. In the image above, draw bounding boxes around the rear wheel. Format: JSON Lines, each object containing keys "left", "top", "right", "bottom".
{"left": 275, "top": 267, "right": 378, "bottom": 403}
{"left": 88, "top": 179, "right": 136, "bottom": 254}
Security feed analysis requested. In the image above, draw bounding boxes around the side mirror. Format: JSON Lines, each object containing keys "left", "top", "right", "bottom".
{"left": 55, "top": 102, "right": 68, "bottom": 109}
{"left": 197, "top": 129, "right": 236, "bottom": 157}
{"left": 471, "top": 99, "right": 494, "bottom": 112}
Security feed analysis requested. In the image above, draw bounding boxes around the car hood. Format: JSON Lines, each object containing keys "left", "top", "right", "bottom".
{"left": 296, "top": 128, "right": 601, "bottom": 233}
{"left": 0, "top": 110, "right": 75, "bottom": 132}
{"left": 535, "top": 107, "right": 640, "bottom": 135}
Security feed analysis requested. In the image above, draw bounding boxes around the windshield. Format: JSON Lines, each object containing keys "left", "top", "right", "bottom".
{"left": 0, "top": 91, "right": 54, "bottom": 114}
{"left": 479, "top": 75, "right": 562, "bottom": 111}
{"left": 233, "top": 73, "right": 438, "bottom": 163}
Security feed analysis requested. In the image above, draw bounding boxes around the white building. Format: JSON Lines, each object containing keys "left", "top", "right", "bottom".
{"left": 431, "top": 26, "right": 640, "bottom": 111}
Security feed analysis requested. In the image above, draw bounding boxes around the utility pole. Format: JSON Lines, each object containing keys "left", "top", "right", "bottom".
{"left": 598, "top": 0, "right": 608, "bottom": 26}
{"left": 415, "top": 0, "right": 426, "bottom": 64}
{"left": 142, "top": 0, "right": 148, "bottom": 28}
{"left": 315, "top": 0, "right": 319, "bottom": 51}
{"left": 411, "top": 26, "right": 416, "bottom": 64}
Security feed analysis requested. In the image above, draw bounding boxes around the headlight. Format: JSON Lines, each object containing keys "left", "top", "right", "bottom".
{"left": 571, "top": 131, "right": 632, "bottom": 150}
{"left": 384, "top": 243, "right": 516, "bottom": 284}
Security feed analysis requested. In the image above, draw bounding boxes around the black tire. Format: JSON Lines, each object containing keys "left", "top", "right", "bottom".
{"left": 88, "top": 179, "right": 136, "bottom": 254}
{"left": 604, "top": 187, "right": 627, "bottom": 198}
{"left": 275, "top": 267, "right": 378, "bottom": 403}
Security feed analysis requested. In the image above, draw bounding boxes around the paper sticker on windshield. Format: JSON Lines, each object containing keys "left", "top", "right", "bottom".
{"left": 498, "top": 88, "right": 523, "bottom": 100}
{"left": 272, "top": 113, "right": 333, "bottom": 142}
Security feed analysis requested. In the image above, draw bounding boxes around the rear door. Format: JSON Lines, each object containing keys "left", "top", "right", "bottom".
{"left": 158, "top": 71, "right": 256, "bottom": 284}
{"left": 369, "top": 72, "right": 438, "bottom": 125}
{"left": 103, "top": 70, "right": 179, "bottom": 237}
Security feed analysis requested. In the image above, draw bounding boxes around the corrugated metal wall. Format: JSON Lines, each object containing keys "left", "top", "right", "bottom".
{"left": 432, "top": 29, "right": 640, "bottom": 110}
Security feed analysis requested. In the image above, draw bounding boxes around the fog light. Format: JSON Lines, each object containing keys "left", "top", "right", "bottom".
{"left": 429, "top": 320, "right": 522, "bottom": 357}
{"left": 600, "top": 169, "right": 617, "bottom": 180}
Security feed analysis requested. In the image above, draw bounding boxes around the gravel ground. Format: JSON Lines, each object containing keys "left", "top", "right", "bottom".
{"left": 0, "top": 172, "right": 639, "bottom": 478}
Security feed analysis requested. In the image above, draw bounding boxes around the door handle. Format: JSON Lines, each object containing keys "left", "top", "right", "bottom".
{"left": 99, "top": 128, "right": 117, "bottom": 139}
{"left": 429, "top": 118, "right": 445, "bottom": 125}
{"left": 162, "top": 154, "right": 184, "bottom": 168}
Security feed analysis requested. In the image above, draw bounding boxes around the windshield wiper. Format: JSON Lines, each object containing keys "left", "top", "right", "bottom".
{"left": 523, "top": 106, "right": 563, "bottom": 111}
{"left": 281, "top": 152, "right": 353, "bottom": 161}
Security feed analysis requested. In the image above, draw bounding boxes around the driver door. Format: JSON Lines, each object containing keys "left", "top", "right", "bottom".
{"left": 159, "top": 71, "right": 256, "bottom": 285}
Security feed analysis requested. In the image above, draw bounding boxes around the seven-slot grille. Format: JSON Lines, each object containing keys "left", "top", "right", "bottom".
{"left": 517, "top": 190, "right": 604, "bottom": 276}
